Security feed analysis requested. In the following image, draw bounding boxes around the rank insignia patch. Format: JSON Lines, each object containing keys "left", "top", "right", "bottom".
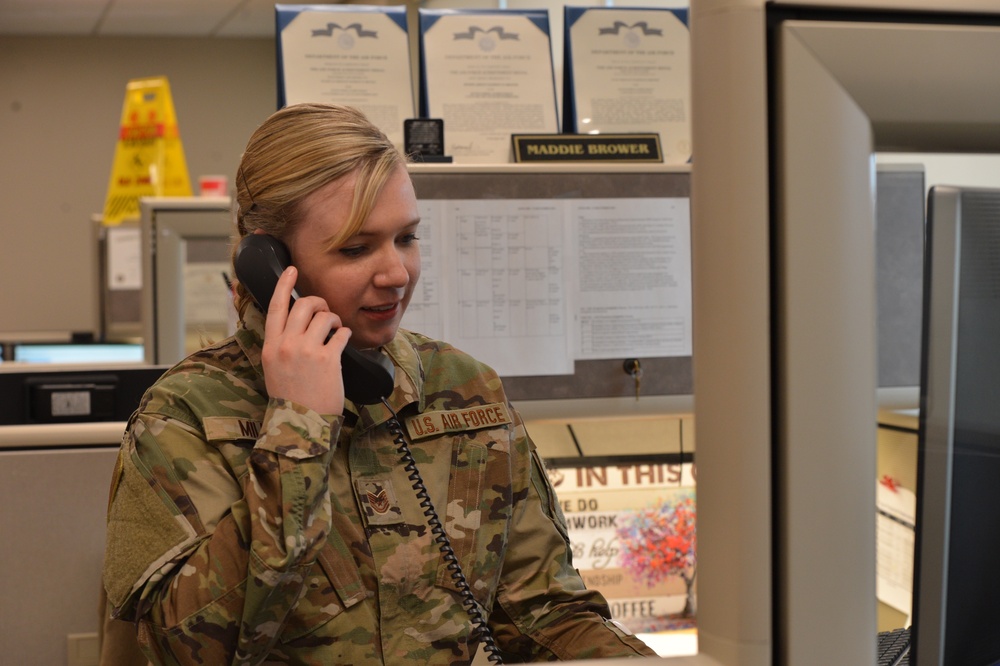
{"left": 355, "top": 478, "right": 403, "bottom": 525}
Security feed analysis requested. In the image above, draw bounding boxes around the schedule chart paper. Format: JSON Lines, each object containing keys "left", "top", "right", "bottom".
{"left": 406, "top": 199, "right": 573, "bottom": 377}
{"left": 402, "top": 196, "right": 692, "bottom": 378}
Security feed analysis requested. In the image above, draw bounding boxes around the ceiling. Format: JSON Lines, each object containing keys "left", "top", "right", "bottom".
{"left": 0, "top": 0, "right": 290, "bottom": 38}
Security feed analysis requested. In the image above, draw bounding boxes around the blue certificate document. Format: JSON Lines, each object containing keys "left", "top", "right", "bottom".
{"left": 419, "top": 9, "right": 559, "bottom": 164}
{"left": 564, "top": 7, "right": 690, "bottom": 164}
{"left": 277, "top": 4, "right": 414, "bottom": 151}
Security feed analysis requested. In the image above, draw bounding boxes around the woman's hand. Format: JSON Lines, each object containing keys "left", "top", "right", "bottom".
{"left": 260, "top": 265, "right": 351, "bottom": 415}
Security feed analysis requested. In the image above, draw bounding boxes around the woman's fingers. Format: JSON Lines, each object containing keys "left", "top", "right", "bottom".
{"left": 260, "top": 266, "right": 350, "bottom": 414}
{"left": 263, "top": 265, "right": 297, "bottom": 339}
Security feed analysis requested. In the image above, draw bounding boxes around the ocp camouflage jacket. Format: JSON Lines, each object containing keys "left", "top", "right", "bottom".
{"left": 103, "top": 307, "right": 654, "bottom": 664}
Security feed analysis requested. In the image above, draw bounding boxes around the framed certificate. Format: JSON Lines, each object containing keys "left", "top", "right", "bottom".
{"left": 276, "top": 4, "right": 415, "bottom": 151}
{"left": 564, "top": 7, "right": 691, "bottom": 164}
{"left": 419, "top": 9, "right": 560, "bottom": 164}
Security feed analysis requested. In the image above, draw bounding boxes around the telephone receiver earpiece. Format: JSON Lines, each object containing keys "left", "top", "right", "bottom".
{"left": 233, "top": 234, "right": 395, "bottom": 405}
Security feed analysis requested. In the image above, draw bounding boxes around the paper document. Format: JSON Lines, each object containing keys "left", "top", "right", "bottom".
{"left": 402, "top": 196, "right": 691, "bottom": 377}
{"left": 403, "top": 199, "right": 573, "bottom": 377}
{"left": 570, "top": 197, "right": 692, "bottom": 360}
{"left": 876, "top": 477, "right": 916, "bottom": 616}
{"left": 106, "top": 226, "right": 142, "bottom": 290}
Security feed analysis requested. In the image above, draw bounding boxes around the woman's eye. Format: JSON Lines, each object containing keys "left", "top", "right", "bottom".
{"left": 400, "top": 233, "right": 420, "bottom": 245}
{"left": 339, "top": 245, "right": 366, "bottom": 257}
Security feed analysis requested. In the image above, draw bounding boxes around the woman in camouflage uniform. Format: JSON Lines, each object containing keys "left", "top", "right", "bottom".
{"left": 103, "top": 103, "right": 655, "bottom": 665}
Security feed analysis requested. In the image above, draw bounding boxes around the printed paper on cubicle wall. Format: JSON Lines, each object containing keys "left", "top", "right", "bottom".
{"left": 569, "top": 197, "right": 692, "bottom": 360}
{"left": 876, "top": 476, "right": 916, "bottom": 616}
{"left": 106, "top": 226, "right": 142, "bottom": 290}
{"left": 404, "top": 198, "right": 573, "bottom": 377}
{"left": 401, "top": 196, "right": 692, "bottom": 377}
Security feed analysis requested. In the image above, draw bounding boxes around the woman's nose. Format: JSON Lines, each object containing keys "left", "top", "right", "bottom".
{"left": 374, "top": 248, "right": 410, "bottom": 287}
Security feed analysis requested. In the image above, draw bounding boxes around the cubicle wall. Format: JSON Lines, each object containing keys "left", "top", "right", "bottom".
{"left": 0, "top": 438, "right": 122, "bottom": 665}
{"left": 0, "top": 365, "right": 165, "bottom": 666}
{"left": 875, "top": 164, "right": 925, "bottom": 391}
{"left": 139, "top": 197, "right": 236, "bottom": 365}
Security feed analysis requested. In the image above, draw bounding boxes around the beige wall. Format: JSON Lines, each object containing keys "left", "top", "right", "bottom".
{"left": 0, "top": 35, "right": 276, "bottom": 336}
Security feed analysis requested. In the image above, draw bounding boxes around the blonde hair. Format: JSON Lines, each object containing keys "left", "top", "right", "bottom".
{"left": 232, "top": 103, "right": 405, "bottom": 315}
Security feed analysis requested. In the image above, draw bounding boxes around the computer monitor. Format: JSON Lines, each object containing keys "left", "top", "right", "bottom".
{"left": 12, "top": 343, "right": 145, "bottom": 365}
{"left": 912, "top": 185, "right": 1000, "bottom": 666}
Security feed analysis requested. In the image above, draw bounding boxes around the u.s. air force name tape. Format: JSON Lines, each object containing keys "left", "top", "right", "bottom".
{"left": 405, "top": 403, "right": 512, "bottom": 440}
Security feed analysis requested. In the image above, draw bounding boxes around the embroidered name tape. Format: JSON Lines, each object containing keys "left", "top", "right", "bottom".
{"left": 203, "top": 416, "right": 263, "bottom": 441}
{"left": 405, "top": 402, "right": 512, "bottom": 441}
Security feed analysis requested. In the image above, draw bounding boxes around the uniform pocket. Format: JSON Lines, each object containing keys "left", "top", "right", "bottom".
{"left": 435, "top": 427, "right": 512, "bottom": 609}
{"left": 140, "top": 583, "right": 245, "bottom": 663}
{"left": 280, "top": 534, "right": 370, "bottom": 643}
{"left": 279, "top": 558, "right": 346, "bottom": 643}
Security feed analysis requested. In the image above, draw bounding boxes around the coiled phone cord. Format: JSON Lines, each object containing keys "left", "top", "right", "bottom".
{"left": 381, "top": 398, "right": 504, "bottom": 664}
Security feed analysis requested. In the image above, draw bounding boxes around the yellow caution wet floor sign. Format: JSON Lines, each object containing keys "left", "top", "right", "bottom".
{"left": 102, "top": 76, "right": 192, "bottom": 225}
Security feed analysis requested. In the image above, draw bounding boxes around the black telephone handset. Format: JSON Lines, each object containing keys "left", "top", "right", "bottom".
{"left": 233, "top": 234, "right": 395, "bottom": 406}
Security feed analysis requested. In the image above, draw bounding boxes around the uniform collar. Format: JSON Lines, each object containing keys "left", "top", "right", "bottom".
{"left": 234, "top": 306, "right": 424, "bottom": 430}
{"left": 352, "top": 330, "right": 423, "bottom": 431}
{"left": 234, "top": 305, "right": 266, "bottom": 380}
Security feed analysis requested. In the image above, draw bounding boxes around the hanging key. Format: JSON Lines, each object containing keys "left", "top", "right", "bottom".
{"left": 623, "top": 358, "right": 643, "bottom": 401}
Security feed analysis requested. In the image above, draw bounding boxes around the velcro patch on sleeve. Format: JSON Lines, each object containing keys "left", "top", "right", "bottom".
{"left": 404, "top": 402, "right": 512, "bottom": 441}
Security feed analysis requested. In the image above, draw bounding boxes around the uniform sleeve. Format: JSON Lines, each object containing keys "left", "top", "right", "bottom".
{"left": 103, "top": 396, "right": 341, "bottom": 666}
{"left": 488, "top": 426, "right": 657, "bottom": 661}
